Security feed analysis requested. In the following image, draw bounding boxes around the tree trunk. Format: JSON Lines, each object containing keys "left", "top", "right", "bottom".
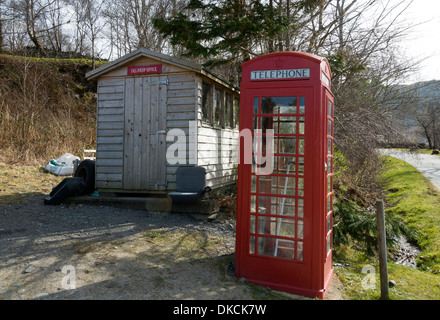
{"left": 25, "top": 0, "right": 45, "bottom": 56}
{"left": 0, "top": 2, "right": 3, "bottom": 52}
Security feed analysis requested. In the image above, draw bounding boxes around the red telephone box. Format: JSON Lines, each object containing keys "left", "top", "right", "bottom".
{"left": 235, "top": 52, "right": 334, "bottom": 299}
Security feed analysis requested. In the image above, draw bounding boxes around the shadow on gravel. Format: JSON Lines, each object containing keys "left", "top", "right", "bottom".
{"left": 31, "top": 255, "right": 247, "bottom": 300}
{"left": 0, "top": 194, "right": 244, "bottom": 300}
{"left": 0, "top": 194, "right": 342, "bottom": 300}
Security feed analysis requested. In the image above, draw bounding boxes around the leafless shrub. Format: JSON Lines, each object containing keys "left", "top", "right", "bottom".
{"left": 0, "top": 55, "right": 96, "bottom": 165}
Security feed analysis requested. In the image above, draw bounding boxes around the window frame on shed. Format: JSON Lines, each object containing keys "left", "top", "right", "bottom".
{"left": 201, "top": 80, "right": 238, "bottom": 130}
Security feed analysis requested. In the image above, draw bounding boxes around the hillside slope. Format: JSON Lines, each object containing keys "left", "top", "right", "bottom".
{"left": 389, "top": 80, "right": 440, "bottom": 145}
{"left": 0, "top": 55, "right": 105, "bottom": 165}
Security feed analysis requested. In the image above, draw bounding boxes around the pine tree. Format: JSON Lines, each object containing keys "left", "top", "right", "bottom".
{"left": 152, "top": 0, "right": 286, "bottom": 67}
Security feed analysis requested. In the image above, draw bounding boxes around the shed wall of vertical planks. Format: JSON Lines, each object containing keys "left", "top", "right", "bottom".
{"left": 88, "top": 50, "right": 240, "bottom": 193}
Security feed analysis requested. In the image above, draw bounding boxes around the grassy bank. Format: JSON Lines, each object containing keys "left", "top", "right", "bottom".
{"left": 0, "top": 162, "right": 64, "bottom": 204}
{"left": 334, "top": 155, "right": 440, "bottom": 299}
{"left": 0, "top": 54, "right": 102, "bottom": 165}
{"left": 335, "top": 260, "right": 440, "bottom": 300}
{"left": 379, "top": 156, "right": 440, "bottom": 273}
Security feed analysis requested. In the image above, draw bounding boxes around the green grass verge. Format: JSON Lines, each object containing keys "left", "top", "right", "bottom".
{"left": 334, "top": 155, "right": 440, "bottom": 300}
{"left": 335, "top": 261, "right": 440, "bottom": 300}
{"left": 0, "top": 164, "right": 64, "bottom": 204}
{"left": 379, "top": 155, "right": 440, "bottom": 273}
{"left": 417, "top": 149, "right": 440, "bottom": 156}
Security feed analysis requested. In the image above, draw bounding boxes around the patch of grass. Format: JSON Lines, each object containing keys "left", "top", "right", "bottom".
{"left": 142, "top": 228, "right": 226, "bottom": 261}
{"left": 73, "top": 240, "right": 104, "bottom": 254}
{"left": 72, "top": 238, "right": 126, "bottom": 254}
{"left": 0, "top": 54, "right": 97, "bottom": 164}
{"left": 335, "top": 261, "right": 440, "bottom": 300}
{"left": 417, "top": 149, "right": 440, "bottom": 156}
{"left": 0, "top": 164, "right": 64, "bottom": 204}
{"left": 151, "top": 275, "right": 167, "bottom": 288}
{"left": 144, "top": 230, "right": 167, "bottom": 240}
{"left": 334, "top": 155, "right": 440, "bottom": 299}
{"left": 379, "top": 156, "right": 440, "bottom": 273}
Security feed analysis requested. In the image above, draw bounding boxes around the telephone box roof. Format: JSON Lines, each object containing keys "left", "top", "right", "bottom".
{"left": 242, "top": 51, "right": 331, "bottom": 75}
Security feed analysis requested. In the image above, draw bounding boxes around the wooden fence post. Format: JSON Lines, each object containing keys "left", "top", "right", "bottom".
{"left": 376, "top": 200, "right": 389, "bottom": 300}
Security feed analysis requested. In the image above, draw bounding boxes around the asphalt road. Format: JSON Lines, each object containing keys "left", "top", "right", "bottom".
{"left": 377, "top": 149, "right": 440, "bottom": 191}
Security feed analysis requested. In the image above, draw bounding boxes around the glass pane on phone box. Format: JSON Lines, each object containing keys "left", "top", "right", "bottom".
{"left": 251, "top": 195, "right": 256, "bottom": 212}
{"left": 297, "top": 220, "right": 304, "bottom": 239}
{"left": 254, "top": 136, "right": 275, "bottom": 156}
{"left": 261, "top": 117, "right": 274, "bottom": 132}
{"left": 327, "top": 214, "right": 332, "bottom": 234}
{"left": 258, "top": 195, "right": 270, "bottom": 214}
{"left": 274, "top": 156, "right": 296, "bottom": 175}
{"left": 257, "top": 216, "right": 277, "bottom": 235}
{"left": 327, "top": 195, "right": 332, "bottom": 212}
{"left": 250, "top": 215, "right": 256, "bottom": 233}
{"left": 257, "top": 236, "right": 276, "bottom": 257}
{"left": 275, "top": 239, "right": 295, "bottom": 259}
{"left": 262, "top": 97, "right": 297, "bottom": 114}
{"left": 298, "top": 137, "right": 305, "bottom": 154}
{"left": 297, "top": 199, "right": 304, "bottom": 218}
{"left": 251, "top": 175, "right": 257, "bottom": 192}
{"left": 271, "top": 176, "right": 295, "bottom": 196}
{"left": 298, "top": 158, "right": 304, "bottom": 175}
{"left": 297, "top": 241, "right": 304, "bottom": 260}
{"left": 249, "top": 236, "right": 255, "bottom": 254}
{"left": 299, "top": 117, "right": 305, "bottom": 134}
{"left": 297, "top": 177, "right": 304, "bottom": 196}
{"left": 274, "top": 117, "right": 296, "bottom": 134}
{"left": 278, "top": 218, "right": 296, "bottom": 238}
{"left": 328, "top": 138, "right": 333, "bottom": 155}
{"left": 277, "top": 137, "right": 296, "bottom": 154}
{"left": 272, "top": 197, "right": 295, "bottom": 216}
{"left": 299, "top": 96, "right": 306, "bottom": 114}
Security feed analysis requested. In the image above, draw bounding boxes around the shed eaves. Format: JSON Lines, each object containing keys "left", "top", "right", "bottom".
{"left": 85, "top": 48, "right": 239, "bottom": 93}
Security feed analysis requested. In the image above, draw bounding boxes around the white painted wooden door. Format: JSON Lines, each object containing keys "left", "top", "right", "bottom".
{"left": 123, "top": 75, "right": 168, "bottom": 191}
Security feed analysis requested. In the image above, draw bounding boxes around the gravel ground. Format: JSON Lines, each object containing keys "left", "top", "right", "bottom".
{"left": 0, "top": 195, "right": 342, "bottom": 300}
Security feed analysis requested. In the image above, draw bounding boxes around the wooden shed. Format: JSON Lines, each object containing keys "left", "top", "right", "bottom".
{"left": 85, "top": 48, "right": 240, "bottom": 195}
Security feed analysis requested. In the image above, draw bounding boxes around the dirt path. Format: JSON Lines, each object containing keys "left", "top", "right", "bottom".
{"left": 0, "top": 195, "right": 343, "bottom": 300}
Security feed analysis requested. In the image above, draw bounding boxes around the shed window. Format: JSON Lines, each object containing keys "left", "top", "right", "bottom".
{"left": 202, "top": 82, "right": 212, "bottom": 123}
{"left": 225, "top": 93, "right": 232, "bottom": 128}
{"left": 214, "top": 88, "right": 222, "bottom": 126}
{"left": 234, "top": 98, "right": 240, "bottom": 129}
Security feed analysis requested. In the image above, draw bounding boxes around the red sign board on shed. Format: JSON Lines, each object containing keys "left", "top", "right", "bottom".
{"left": 127, "top": 64, "right": 162, "bottom": 76}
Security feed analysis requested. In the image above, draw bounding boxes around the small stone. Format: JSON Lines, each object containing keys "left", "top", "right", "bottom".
{"left": 207, "top": 213, "right": 219, "bottom": 221}
{"left": 23, "top": 265, "right": 36, "bottom": 273}
{"left": 389, "top": 280, "right": 397, "bottom": 288}
{"left": 35, "top": 293, "right": 49, "bottom": 299}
